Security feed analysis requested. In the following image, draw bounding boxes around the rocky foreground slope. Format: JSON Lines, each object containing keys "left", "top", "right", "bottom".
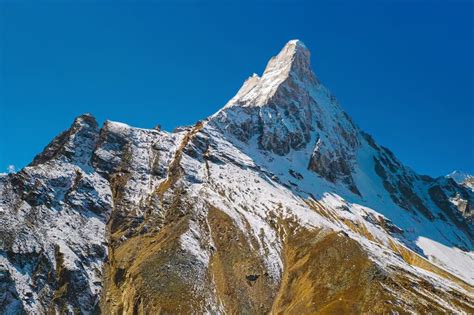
{"left": 1, "top": 40, "right": 473, "bottom": 314}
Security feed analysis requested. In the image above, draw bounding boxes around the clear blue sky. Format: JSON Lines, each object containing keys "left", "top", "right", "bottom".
{"left": 0, "top": 0, "right": 473, "bottom": 177}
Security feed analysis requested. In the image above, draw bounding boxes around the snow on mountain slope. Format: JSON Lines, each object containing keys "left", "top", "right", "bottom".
{"left": 448, "top": 170, "right": 474, "bottom": 191}
{"left": 448, "top": 171, "right": 473, "bottom": 184}
{"left": 0, "top": 115, "right": 113, "bottom": 313}
{"left": 210, "top": 39, "right": 473, "bottom": 281}
{"left": 1, "top": 40, "right": 473, "bottom": 314}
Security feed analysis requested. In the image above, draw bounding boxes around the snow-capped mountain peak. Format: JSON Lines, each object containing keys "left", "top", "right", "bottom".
{"left": 213, "top": 40, "right": 360, "bottom": 192}
{"left": 447, "top": 170, "right": 473, "bottom": 184}
{"left": 1, "top": 40, "right": 473, "bottom": 314}
{"left": 223, "top": 39, "right": 318, "bottom": 109}
{"left": 30, "top": 113, "right": 99, "bottom": 169}
{"left": 261, "top": 39, "right": 315, "bottom": 84}
{"left": 447, "top": 170, "right": 474, "bottom": 191}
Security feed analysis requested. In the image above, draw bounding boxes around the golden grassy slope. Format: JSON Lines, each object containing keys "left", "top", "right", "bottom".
{"left": 97, "top": 126, "right": 473, "bottom": 314}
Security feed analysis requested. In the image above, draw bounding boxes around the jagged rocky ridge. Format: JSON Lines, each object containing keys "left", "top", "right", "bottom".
{"left": 0, "top": 40, "right": 473, "bottom": 314}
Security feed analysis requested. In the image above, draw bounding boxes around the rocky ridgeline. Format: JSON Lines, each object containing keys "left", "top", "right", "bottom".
{"left": 1, "top": 40, "right": 473, "bottom": 314}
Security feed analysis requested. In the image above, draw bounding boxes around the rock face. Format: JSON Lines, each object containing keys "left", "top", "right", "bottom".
{"left": 212, "top": 40, "right": 360, "bottom": 193}
{"left": 1, "top": 40, "right": 473, "bottom": 314}
{"left": 0, "top": 115, "right": 113, "bottom": 313}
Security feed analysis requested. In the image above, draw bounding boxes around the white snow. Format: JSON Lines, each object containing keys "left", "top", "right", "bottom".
{"left": 416, "top": 236, "right": 474, "bottom": 285}
{"left": 1, "top": 39, "right": 473, "bottom": 312}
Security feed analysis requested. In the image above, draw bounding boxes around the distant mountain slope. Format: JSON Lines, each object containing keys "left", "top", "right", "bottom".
{"left": 448, "top": 170, "right": 474, "bottom": 191}
{"left": 1, "top": 40, "right": 473, "bottom": 314}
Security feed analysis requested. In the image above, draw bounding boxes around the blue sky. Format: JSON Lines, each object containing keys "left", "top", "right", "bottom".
{"left": 0, "top": 0, "right": 473, "bottom": 176}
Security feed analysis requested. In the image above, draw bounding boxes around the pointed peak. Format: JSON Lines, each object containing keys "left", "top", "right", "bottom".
{"left": 279, "top": 39, "right": 310, "bottom": 60}
{"left": 262, "top": 39, "right": 315, "bottom": 84}
{"left": 29, "top": 114, "right": 100, "bottom": 167}
{"left": 286, "top": 39, "right": 308, "bottom": 50}
{"left": 219, "top": 39, "right": 319, "bottom": 109}
{"left": 280, "top": 39, "right": 311, "bottom": 69}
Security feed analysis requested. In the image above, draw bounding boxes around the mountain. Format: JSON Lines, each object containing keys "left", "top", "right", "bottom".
{"left": 1, "top": 40, "right": 473, "bottom": 314}
{"left": 447, "top": 170, "right": 474, "bottom": 191}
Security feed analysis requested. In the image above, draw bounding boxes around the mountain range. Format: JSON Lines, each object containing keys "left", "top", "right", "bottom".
{"left": 0, "top": 40, "right": 473, "bottom": 314}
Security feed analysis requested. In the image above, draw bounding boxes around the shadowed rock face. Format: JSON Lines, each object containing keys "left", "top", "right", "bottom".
{"left": 308, "top": 141, "right": 360, "bottom": 195}
{"left": 445, "top": 171, "right": 474, "bottom": 223}
{"left": 211, "top": 40, "right": 361, "bottom": 193}
{"left": 1, "top": 40, "right": 473, "bottom": 314}
{"left": 212, "top": 41, "right": 318, "bottom": 155}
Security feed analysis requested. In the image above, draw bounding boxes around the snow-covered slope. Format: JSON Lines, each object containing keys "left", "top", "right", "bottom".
{"left": 448, "top": 170, "right": 474, "bottom": 191}
{"left": 0, "top": 115, "right": 113, "bottom": 313}
{"left": 1, "top": 40, "right": 473, "bottom": 314}
{"left": 210, "top": 40, "right": 473, "bottom": 279}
